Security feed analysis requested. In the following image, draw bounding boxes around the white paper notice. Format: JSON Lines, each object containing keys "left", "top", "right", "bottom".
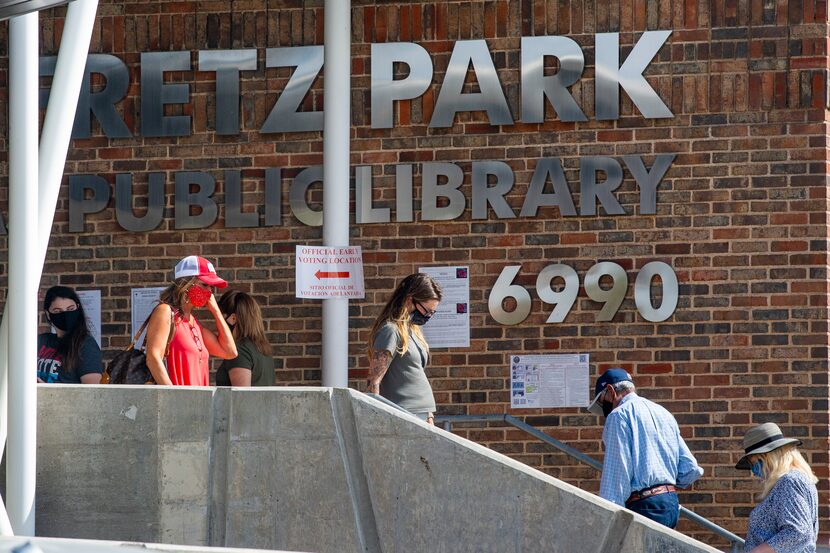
{"left": 77, "top": 290, "right": 102, "bottom": 348}
{"left": 295, "top": 245, "right": 365, "bottom": 299}
{"left": 131, "top": 287, "right": 166, "bottom": 349}
{"left": 418, "top": 266, "right": 470, "bottom": 348}
{"left": 510, "top": 354, "right": 590, "bottom": 409}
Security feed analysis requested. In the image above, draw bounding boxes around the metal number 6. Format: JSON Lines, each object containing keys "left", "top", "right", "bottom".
{"left": 488, "top": 265, "right": 532, "bottom": 325}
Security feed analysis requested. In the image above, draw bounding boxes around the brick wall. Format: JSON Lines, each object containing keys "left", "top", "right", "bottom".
{"left": 1, "top": 0, "right": 829, "bottom": 548}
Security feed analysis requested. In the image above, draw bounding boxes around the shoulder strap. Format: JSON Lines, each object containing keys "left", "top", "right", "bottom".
{"left": 126, "top": 304, "right": 177, "bottom": 354}
{"left": 163, "top": 309, "right": 177, "bottom": 357}
{"left": 124, "top": 314, "right": 153, "bottom": 352}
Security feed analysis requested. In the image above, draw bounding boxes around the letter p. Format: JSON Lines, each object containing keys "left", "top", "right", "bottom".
{"left": 371, "top": 42, "right": 433, "bottom": 129}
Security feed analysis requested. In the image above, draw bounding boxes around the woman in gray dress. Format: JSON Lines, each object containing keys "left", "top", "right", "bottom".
{"left": 366, "top": 273, "right": 442, "bottom": 424}
{"left": 736, "top": 422, "right": 818, "bottom": 553}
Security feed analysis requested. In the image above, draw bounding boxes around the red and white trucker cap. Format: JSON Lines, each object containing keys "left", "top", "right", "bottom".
{"left": 174, "top": 256, "right": 228, "bottom": 288}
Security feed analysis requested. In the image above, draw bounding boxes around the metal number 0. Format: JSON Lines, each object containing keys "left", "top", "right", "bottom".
{"left": 634, "top": 261, "right": 678, "bottom": 322}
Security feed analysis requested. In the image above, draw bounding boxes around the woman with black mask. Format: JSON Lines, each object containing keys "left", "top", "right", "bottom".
{"left": 366, "top": 273, "right": 443, "bottom": 424}
{"left": 37, "top": 285, "right": 103, "bottom": 383}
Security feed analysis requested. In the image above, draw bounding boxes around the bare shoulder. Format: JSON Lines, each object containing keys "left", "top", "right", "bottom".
{"left": 149, "top": 302, "right": 174, "bottom": 321}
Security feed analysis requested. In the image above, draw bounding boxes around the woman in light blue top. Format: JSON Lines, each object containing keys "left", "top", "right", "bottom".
{"left": 736, "top": 422, "right": 818, "bottom": 553}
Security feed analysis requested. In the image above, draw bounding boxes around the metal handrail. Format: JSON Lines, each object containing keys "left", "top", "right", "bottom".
{"left": 436, "top": 413, "right": 744, "bottom": 553}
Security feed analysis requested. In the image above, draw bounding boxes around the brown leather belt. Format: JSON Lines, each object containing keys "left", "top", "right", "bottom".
{"left": 626, "top": 484, "right": 677, "bottom": 505}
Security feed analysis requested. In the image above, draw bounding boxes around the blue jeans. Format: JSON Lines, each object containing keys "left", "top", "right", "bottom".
{"left": 626, "top": 492, "right": 679, "bottom": 529}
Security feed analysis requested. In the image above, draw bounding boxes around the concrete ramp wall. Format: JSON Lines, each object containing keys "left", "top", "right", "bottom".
{"left": 34, "top": 386, "right": 718, "bottom": 553}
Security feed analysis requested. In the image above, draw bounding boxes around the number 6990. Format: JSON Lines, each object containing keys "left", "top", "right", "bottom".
{"left": 488, "top": 261, "right": 679, "bottom": 325}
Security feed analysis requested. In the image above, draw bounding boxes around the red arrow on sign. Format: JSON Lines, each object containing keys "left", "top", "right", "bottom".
{"left": 315, "top": 270, "right": 350, "bottom": 280}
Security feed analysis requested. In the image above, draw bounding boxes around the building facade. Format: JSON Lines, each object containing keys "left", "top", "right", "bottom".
{"left": 0, "top": 0, "right": 828, "bottom": 547}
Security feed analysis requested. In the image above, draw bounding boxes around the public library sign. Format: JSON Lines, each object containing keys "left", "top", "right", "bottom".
{"left": 32, "top": 30, "right": 679, "bottom": 233}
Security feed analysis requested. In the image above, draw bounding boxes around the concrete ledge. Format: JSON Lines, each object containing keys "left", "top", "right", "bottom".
{"left": 32, "top": 385, "right": 719, "bottom": 553}
{"left": 0, "top": 536, "right": 302, "bottom": 553}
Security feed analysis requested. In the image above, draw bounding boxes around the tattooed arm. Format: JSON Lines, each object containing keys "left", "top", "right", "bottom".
{"left": 366, "top": 349, "right": 392, "bottom": 394}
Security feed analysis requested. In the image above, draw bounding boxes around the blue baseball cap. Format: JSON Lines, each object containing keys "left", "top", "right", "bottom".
{"left": 587, "top": 368, "right": 633, "bottom": 416}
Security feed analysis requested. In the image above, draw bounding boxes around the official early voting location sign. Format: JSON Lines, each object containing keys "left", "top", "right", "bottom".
{"left": 296, "top": 245, "right": 365, "bottom": 299}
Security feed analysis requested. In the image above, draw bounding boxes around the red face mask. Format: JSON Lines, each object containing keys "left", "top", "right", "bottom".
{"left": 187, "top": 285, "right": 212, "bottom": 307}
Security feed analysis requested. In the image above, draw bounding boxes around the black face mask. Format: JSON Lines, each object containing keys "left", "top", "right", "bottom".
{"left": 410, "top": 309, "right": 432, "bottom": 326}
{"left": 49, "top": 310, "right": 82, "bottom": 332}
{"left": 601, "top": 400, "right": 614, "bottom": 418}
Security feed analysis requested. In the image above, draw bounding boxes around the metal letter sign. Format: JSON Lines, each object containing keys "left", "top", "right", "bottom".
{"left": 198, "top": 50, "right": 257, "bottom": 135}
{"left": 430, "top": 40, "right": 513, "bottom": 128}
{"left": 39, "top": 32, "right": 674, "bottom": 139}
{"left": 521, "top": 36, "right": 587, "bottom": 123}
{"left": 141, "top": 51, "right": 192, "bottom": 137}
{"left": 595, "top": 31, "right": 673, "bottom": 120}
{"left": 261, "top": 46, "right": 324, "bottom": 133}
{"left": 371, "top": 42, "right": 433, "bottom": 129}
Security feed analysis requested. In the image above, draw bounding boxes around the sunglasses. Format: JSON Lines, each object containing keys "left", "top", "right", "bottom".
{"left": 415, "top": 300, "right": 437, "bottom": 317}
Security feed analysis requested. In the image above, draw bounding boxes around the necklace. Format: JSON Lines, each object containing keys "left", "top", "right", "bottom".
{"left": 187, "top": 318, "right": 204, "bottom": 365}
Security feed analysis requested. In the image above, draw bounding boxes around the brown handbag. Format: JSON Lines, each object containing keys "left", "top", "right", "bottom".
{"left": 102, "top": 307, "right": 176, "bottom": 385}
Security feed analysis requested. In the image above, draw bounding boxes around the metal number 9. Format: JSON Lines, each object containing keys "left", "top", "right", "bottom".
{"left": 536, "top": 264, "right": 579, "bottom": 323}
{"left": 488, "top": 265, "right": 532, "bottom": 325}
{"left": 584, "top": 262, "right": 628, "bottom": 321}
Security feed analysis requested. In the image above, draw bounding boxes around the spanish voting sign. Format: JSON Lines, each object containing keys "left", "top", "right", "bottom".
{"left": 295, "top": 245, "right": 365, "bottom": 299}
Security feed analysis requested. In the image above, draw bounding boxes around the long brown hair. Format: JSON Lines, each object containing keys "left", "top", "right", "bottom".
{"left": 367, "top": 273, "right": 442, "bottom": 357}
{"left": 44, "top": 286, "right": 90, "bottom": 373}
{"left": 218, "top": 290, "right": 272, "bottom": 355}
{"left": 159, "top": 277, "right": 198, "bottom": 311}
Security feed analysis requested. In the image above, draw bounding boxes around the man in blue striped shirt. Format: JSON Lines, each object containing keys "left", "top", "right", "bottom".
{"left": 587, "top": 368, "right": 703, "bottom": 528}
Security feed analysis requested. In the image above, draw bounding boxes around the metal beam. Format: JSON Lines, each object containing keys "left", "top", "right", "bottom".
{"left": 7, "top": 9, "right": 40, "bottom": 535}
{"left": 0, "top": 0, "right": 100, "bottom": 522}
{"left": 321, "top": 0, "right": 351, "bottom": 387}
{"left": 0, "top": 0, "right": 70, "bottom": 21}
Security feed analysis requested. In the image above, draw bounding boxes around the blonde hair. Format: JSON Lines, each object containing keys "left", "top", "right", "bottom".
{"left": 756, "top": 444, "right": 818, "bottom": 499}
{"left": 367, "top": 273, "right": 442, "bottom": 357}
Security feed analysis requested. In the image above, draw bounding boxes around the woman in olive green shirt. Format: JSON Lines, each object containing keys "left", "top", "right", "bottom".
{"left": 217, "top": 290, "right": 275, "bottom": 386}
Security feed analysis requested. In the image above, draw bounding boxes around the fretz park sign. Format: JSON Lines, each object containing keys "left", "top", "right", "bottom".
{"left": 26, "top": 31, "right": 677, "bottom": 234}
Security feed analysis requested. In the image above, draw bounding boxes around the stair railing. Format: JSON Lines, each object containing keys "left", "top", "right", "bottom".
{"left": 435, "top": 413, "right": 745, "bottom": 553}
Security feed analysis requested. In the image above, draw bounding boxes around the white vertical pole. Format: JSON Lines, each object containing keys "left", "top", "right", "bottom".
{"left": 0, "top": 498, "right": 13, "bottom": 536}
{"left": 7, "top": 10, "right": 40, "bottom": 537}
{"left": 0, "top": 0, "right": 99, "bottom": 462}
{"left": 321, "top": 0, "right": 351, "bottom": 387}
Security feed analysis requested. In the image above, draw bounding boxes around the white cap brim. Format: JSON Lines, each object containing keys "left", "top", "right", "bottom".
{"left": 587, "top": 390, "right": 605, "bottom": 417}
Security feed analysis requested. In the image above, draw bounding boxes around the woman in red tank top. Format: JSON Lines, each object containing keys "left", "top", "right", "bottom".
{"left": 144, "top": 256, "right": 237, "bottom": 385}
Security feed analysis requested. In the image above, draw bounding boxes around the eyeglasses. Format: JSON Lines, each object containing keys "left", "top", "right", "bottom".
{"left": 188, "top": 321, "right": 205, "bottom": 363}
{"left": 48, "top": 304, "right": 78, "bottom": 314}
{"left": 415, "top": 301, "right": 437, "bottom": 317}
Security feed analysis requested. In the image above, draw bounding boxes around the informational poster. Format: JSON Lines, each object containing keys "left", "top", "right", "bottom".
{"left": 295, "top": 245, "right": 365, "bottom": 299}
{"left": 131, "top": 287, "right": 166, "bottom": 349}
{"left": 418, "top": 266, "right": 470, "bottom": 348}
{"left": 510, "top": 354, "right": 590, "bottom": 409}
{"left": 76, "top": 290, "right": 102, "bottom": 348}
